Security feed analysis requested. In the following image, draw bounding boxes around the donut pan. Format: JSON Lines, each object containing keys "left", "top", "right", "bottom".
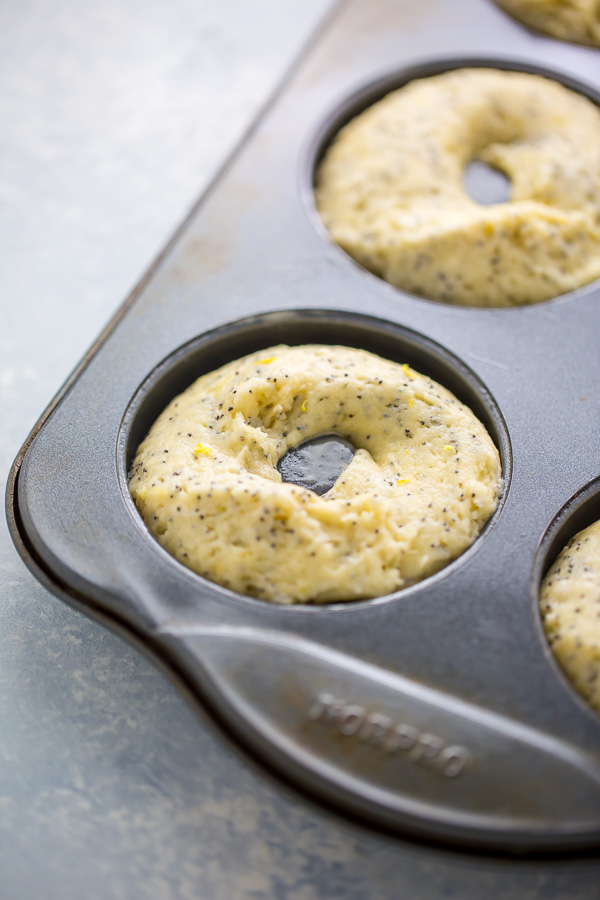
{"left": 7, "top": 0, "right": 600, "bottom": 854}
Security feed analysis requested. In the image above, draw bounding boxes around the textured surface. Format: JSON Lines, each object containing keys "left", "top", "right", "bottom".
{"left": 495, "top": 0, "right": 600, "bottom": 47}
{"left": 316, "top": 68, "right": 600, "bottom": 306}
{"left": 129, "top": 344, "right": 501, "bottom": 602}
{"left": 541, "top": 519, "right": 600, "bottom": 714}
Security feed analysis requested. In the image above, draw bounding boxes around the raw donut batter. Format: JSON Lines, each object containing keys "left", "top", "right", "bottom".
{"left": 315, "top": 68, "right": 600, "bottom": 307}
{"left": 495, "top": 0, "right": 600, "bottom": 47}
{"left": 540, "top": 519, "right": 600, "bottom": 714}
{"left": 129, "top": 344, "right": 502, "bottom": 604}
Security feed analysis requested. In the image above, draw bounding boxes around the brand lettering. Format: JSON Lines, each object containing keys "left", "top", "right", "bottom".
{"left": 308, "top": 692, "right": 472, "bottom": 778}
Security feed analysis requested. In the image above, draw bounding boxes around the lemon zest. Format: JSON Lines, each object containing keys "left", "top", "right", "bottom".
{"left": 256, "top": 356, "right": 275, "bottom": 364}
{"left": 194, "top": 443, "right": 212, "bottom": 456}
{"left": 396, "top": 478, "right": 410, "bottom": 485}
{"left": 301, "top": 401, "right": 307, "bottom": 412}
{"left": 444, "top": 444, "right": 456, "bottom": 453}
{"left": 409, "top": 397, "right": 414, "bottom": 407}
{"left": 401, "top": 363, "right": 414, "bottom": 380}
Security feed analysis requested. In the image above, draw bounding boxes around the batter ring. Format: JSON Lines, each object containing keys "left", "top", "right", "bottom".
{"left": 129, "top": 344, "right": 502, "bottom": 604}
{"left": 494, "top": 0, "right": 600, "bottom": 48}
{"left": 315, "top": 68, "right": 600, "bottom": 308}
{"left": 540, "top": 519, "right": 600, "bottom": 714}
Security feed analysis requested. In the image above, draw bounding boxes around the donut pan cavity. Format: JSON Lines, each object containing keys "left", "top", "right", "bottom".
{"left": 306, "top": 55, "right": 600, "bottom": 302}
{"left": 7, "top": 0, "right": 600, "bottom": 854}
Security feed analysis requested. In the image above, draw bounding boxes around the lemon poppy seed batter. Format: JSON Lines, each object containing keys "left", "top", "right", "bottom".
{"left": 540, "top": 520, "right": 600, "bottom": 714}
{"left": 495, "top": 0, "right": 600, "bottom": 48}
{"left": 315, "top": 68, "right": 600, "bottom": 307}
{"left": 129, "top": 345, "right": 502, "bottom": 604}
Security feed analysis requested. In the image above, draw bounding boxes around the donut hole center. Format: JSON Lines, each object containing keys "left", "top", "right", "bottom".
{"left": 277, "top": 435, "right": 355, "bottom": 496}
{"left": 463, "top": 160, "right": 511, "bottom": 205}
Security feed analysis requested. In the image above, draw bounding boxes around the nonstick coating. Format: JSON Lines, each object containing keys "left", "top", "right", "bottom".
{"left": 8, "top": 0, "right": 600, "bottom": 854}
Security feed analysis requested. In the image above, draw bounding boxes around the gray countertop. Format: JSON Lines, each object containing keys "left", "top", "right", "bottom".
{"left": 2, "top": 1, "right": 599, "bottom": 897}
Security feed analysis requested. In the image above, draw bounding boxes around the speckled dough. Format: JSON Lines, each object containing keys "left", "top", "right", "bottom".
{"left": 315, "top": 68, "right": 600, "bottom": 307}
{"left": 540, "top": 520, "right": 600, "bottom": 714}
{"left": 495, "top": 0, "right": 600, "bottom": 47}
{"left": 129, "top": 345, "right": 502, "bottom": 604}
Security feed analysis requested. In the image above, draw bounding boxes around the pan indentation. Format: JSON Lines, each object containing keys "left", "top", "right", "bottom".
{"left": 119, "top": 309, "right": 511, "bottom": 609}
{"left": 534, "top": 478, "right": 600, "bottom": 719}
{"left": 305, "top": 57, "right": 600, "bottom": 310}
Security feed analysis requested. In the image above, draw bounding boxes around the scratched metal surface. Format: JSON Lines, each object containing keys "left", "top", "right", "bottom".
{"left": 6, "top": 0, "right": 600, "bottom": 892}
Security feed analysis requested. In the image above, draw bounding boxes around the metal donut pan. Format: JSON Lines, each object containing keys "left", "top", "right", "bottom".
{"left": 7, "top": 0, "right": 600, "bottom": 853}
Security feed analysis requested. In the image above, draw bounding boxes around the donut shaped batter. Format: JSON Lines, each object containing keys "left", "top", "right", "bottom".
{"left": 495, "top": 0, "right": 600, "bottom": 48}
{"left": 315, "top": 68, "right": 600, "bottom": 307}
{"left": 129, "top": 344, "right": 502, "bottom": 604}
{"left": 540, "top": 519, "right": 600, "bottom": 714}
